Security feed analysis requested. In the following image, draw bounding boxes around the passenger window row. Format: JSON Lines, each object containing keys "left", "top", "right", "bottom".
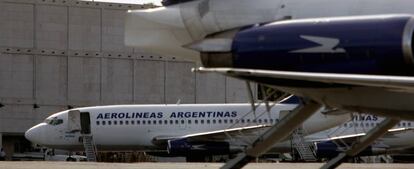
{"left": 95, "top": 118, "right": 279, "bottom": 126}
{"left": 343, "top": 122, "right": 412, "bottom": 127}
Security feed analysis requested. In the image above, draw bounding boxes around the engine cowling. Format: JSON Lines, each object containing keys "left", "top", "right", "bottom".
{"left": 314, "top": 141, "right": 342, "bottom": 159}
{"left": 315, "top": 141, "right": 387, "bottom": 159}
{"left": 202, "top": 15, "right": 414, "bottom": 76}
{"left": 167, "top": 139, "right": 230, "bottom": 156}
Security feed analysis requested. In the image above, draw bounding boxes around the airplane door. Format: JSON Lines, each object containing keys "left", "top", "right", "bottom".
{"left": 80, "top": 112, "right": 91, "bottom": 134}
{"left": 68, "top": 110, "right": 81, "bottom": 132}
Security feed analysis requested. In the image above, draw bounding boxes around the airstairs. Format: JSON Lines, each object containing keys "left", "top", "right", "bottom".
{"left": 379, "top": 155, "right": 393, "bottom": 163}
{"left": 68, "top": 110, "right": 97, "bottom": 162}
{"left": 291, "top": 128, "right": 317, "bottom": 161}
{"left": 82, "top": 135, "right": 98, "bottom": 162}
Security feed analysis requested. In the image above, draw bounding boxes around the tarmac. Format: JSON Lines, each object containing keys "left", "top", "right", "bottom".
{"left": 1, "top": 162, "right": 414, "bottom": 169}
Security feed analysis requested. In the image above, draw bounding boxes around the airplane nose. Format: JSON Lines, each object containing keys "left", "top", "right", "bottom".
{"left": 25, "top": 129, "right": 34, "bottom": 141}
{"left": 25, "top": 123, "right": 45, "bottom": 144}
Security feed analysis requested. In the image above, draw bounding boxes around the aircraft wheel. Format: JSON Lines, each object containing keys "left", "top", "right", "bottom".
{"left": 66, "top": 157, "right": 76, "bottom": 162}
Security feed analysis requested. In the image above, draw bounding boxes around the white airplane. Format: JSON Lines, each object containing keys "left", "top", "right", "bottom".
{"left": 310, "top": 115, "right": 414, "bottom": 159}
{"left": 25, "top": 103, "right": 349, "bottom": 161}
{"left": 124, "top": 0, "right": 414, "bottom": 168}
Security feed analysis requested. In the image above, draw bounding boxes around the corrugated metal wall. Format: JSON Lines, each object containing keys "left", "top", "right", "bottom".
{"left": 0, "top": 0, "right": 253, "bottom": 133}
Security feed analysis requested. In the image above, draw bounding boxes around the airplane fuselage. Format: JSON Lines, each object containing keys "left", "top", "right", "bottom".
{"left": 129, "top": 0, "right": 414, "bottom": 120}
{"left": 126, "top": 0, "right": 414, "bottom": 61}
{"left": 311, "top": 114, "right": 414, "bottom": 156}
{"left": 25, "top": 104, "right": 349, "bottom": 153}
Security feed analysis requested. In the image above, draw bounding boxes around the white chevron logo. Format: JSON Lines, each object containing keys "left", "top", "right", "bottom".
{"left": 290, "top": 35, "right": 346, "bottom": 53}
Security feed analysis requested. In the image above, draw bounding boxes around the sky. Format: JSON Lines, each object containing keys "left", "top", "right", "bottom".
{"left": 82, "top": 0, "right": 162, "bottom": 5}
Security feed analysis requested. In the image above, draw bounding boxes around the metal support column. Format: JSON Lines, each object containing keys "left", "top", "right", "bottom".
{"left": 245, "top": 81, "right": 256, "bottom": 112}
{"left": 221, "top": 101, "right": 322, "bottom": 169}
{"left": 321, "top": 118, "right": 399, "bottom": 169}
{"left": 0, "top": 133, "right": 2, "bottom": 148}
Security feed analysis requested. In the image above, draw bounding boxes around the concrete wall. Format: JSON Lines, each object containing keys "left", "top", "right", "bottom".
{"left": 0, "top": 0, "right": 252, "bottom": 134}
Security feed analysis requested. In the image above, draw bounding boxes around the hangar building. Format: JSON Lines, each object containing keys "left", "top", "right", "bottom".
{"left": 0, "top": 0, "right": 254, "bottom": 160}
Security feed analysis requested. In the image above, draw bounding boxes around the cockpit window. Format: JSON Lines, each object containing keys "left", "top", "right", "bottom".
{"left": 45, "top": 117, "right": 64, "bottom": 125}
{"left": 44, "top": 119, "right": 51, "bottom": 124}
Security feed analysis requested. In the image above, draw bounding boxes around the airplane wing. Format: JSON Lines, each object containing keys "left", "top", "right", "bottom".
{"left": 152, "top": 124, "right": 270, "bottom": 146}
{"left": 306, "top": 128, "right": 414, "bottom": 157}
{"left": 311, "top": 127, "right": 414, "bottom": 143}
{"left": 193, "top": 67, "right": 414, "bottom": 92}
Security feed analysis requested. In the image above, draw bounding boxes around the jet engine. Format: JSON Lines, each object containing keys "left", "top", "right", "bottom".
{"left": 167, "top": 139, "right": 231, "bottom": 156}
{"left": 315, "top": 141, "right": 387, "bottom": 159}
{"left": 201, "top": 15, "right": 414, "bottom": 75}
